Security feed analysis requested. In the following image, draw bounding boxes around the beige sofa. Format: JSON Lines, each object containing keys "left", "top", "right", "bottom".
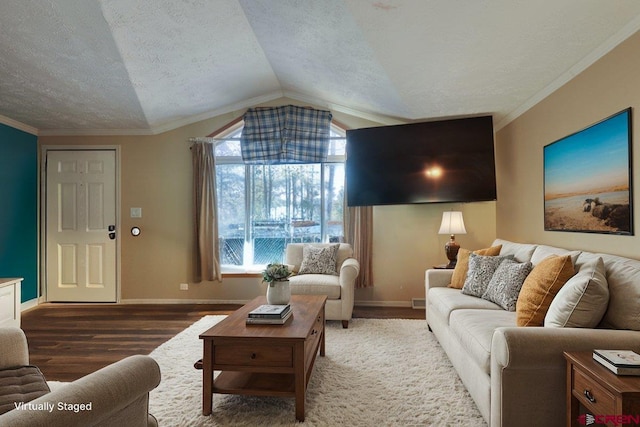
{"left": 286, "top": 243, "right": 360, "bottom": 328}
{"left": 425, "top": 238, "right": 640, "bottom": 427}
{"left": 0, "top": 328, "right": 161, "bottom": 427}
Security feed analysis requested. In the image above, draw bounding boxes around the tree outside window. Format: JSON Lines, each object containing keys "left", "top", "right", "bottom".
{"left": 215, "top": 125, "right": 346, "bottom": 270}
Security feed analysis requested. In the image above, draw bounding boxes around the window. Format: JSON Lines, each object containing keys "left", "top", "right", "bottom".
{"left": 215, "top": 123, "right": 346, "bottom": 271}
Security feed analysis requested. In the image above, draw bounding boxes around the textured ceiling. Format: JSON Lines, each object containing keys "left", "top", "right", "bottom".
{"left": 1, "top": 0, "right": 640, "bottom": 135}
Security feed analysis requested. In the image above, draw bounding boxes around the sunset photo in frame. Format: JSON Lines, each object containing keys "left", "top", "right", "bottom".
{"left": 544, "top": 108, "right": 633, "bottom": 235}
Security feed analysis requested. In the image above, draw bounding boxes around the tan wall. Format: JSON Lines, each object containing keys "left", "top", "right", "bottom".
{"left": 39, "top": 98, "right": 497, "bottom": 306}
{"left": 495, "top": 31, "right": 640, "bottom": 258}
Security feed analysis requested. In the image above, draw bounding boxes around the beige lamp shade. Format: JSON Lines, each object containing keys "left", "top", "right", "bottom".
{"left": 438, "top": 211, "right": 467, "bottom": 235}
{"left": 438, "top": 211, "right": 466, "bottom": 268}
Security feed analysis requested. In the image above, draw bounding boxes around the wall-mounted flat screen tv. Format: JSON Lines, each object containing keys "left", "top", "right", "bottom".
{"left": 346, "top": 116, "right": 496, "bottom": 206}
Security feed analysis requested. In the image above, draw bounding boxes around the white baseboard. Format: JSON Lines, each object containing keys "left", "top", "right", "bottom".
{"left": 354, "top": 300, "right": 413, "bottom": 308}
{"left": 122, "top": 298, "right": 416, "bottom": 308}
{"left": 120, "top": 298, "right": 251, "bottom": 305}
{"left": 21, "top": 298, "right": 39, "bottom": 312}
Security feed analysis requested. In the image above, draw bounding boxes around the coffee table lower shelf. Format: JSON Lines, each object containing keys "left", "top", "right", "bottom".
{"left": 213, "top": 371, "right": 295, "bottom": 397}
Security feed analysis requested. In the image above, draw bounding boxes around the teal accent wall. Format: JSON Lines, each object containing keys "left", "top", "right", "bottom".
{"left": 0, "top": 123, "right": 38, "bottom": 303}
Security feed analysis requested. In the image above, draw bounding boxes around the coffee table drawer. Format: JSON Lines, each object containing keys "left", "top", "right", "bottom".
{"left": 308, "top": 312, "right": 323, "bottom": 340}
{"left": 215, "top": 345, "right": 293, "bottom": 368}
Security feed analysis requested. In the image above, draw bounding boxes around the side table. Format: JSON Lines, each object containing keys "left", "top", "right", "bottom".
{"left": 0, "top": 278, "right": 22, "bottom": 328}
{"left": 564, "top": 351, "right": 640, "bottom": 427}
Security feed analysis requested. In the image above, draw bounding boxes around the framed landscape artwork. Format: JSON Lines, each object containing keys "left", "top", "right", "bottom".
{"left": 544, "top": 108, "right": 633, "bottom": 235}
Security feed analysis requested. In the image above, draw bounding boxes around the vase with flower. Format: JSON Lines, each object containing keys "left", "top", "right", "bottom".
{"left": 262, "top": 263, "right": 293, "bottom": 305}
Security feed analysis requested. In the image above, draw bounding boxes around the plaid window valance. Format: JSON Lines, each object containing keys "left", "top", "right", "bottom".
{"left": 241, "top": 105, "right": 333, "bottom": 164}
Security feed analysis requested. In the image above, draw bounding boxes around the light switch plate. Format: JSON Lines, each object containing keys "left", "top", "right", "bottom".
{"left": 130, "top": 207, "right": 142, "bottom": 218}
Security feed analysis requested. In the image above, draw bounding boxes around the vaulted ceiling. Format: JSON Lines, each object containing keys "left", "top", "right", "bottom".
{"left": 2, "top": 0, "right": 640, "bottom": 135}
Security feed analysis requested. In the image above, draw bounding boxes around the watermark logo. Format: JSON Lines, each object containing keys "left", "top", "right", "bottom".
{"left": 578, "top": 413, "right": 640, "bottom": 426}
{"left": 578, "top": 413, "right": 595, "bottom": 425}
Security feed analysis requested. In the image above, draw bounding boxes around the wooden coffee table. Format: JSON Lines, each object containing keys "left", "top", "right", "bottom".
{"left": 199, "top": 294, "right": 326, "bottom": 422}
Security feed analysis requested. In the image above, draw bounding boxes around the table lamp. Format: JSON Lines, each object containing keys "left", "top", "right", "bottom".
{"left": 438, "top": 211, "right": 467, "bottom": 268}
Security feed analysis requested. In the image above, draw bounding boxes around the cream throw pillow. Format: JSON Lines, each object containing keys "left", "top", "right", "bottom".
{"left": 516, "top": 254, "right": 575, "bottom": 327}
{"left": 449, "top": 244, "right": 502, "bottom": 289}
{"left": 544, "top": 257, "right": 609, "bottom": 328}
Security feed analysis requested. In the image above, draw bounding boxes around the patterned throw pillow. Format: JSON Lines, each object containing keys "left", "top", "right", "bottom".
{"left": 449, "top": 245, "right": 502, "bottom": 289}
{"left": 461, "top": 253, "right": 511, "bottom": 298}
{"left": 298, "top": 244, "right": 340, "bottom": 275}
{"left": 482, "top": 259, "right": 533, "bottom": 311}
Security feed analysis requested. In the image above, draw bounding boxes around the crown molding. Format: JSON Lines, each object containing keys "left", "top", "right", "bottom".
{"left": 496, "top": 14, "right": 640, "bottom": 131}
{"left": 38, "top": 91, "right": 286, "bottom": 136}
{"left": 283, "top": 90, "right": 405, "bottom": 126}
{"left": 0, "top": 114, "right": 38, "bottom": 135}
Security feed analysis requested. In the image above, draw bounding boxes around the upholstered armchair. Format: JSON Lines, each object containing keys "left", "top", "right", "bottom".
{"left": 285, "top": 243, "right": 360, "bottom": 328}
{"left": 0, "top": 328, "right": 161, "bottom": 427}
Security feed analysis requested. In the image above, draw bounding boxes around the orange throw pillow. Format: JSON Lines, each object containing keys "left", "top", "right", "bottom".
{"left": 516, "top": 255, "right": 576, "bottom": 326}
{"left": 449, "top": 244, "right": 502, "bottom": 289}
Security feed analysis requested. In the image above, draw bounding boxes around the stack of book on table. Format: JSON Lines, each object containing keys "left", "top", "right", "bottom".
{"left": 246, "top": 304, "right": 292, "bottom": 325}
{"left": 593, "top": 349, "right": 640, "bottom": 376}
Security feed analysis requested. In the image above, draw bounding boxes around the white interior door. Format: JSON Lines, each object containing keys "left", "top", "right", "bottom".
{"left": 46, "top": 150, "right": 117, "bottom": 302}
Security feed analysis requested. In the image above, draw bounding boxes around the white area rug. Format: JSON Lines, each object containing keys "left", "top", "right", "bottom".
{"left": 148, "top": 316, "right": 485, "bottom": 426}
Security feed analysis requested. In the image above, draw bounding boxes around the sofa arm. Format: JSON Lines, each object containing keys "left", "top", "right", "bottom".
{"left": 0, "top": 355, "right": 161, "bottom": 427}
{"left": 425, "top": 269, "right": 453, "bottom": 290}
{"left": 490, "top": 327, "right": 640, "bottom": 427}
{"left": 0, "top": 328, "right": 29, "bottom": 369}
{"left": 339, "top": 258, "right": 360, "bottom": 318}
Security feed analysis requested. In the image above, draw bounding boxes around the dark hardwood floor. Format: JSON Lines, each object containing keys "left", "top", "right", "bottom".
{"left": 21, "top": 303, "right": 424, "bottom": 382}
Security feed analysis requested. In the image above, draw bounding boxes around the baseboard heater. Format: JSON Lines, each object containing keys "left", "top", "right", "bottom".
{"left": 411, "top": 298, "right": 426, "bottom": 309}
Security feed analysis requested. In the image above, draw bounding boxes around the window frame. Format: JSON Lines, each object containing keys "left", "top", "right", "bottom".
{"left": 213, "top": 120, "right": 347, "bottom": 273}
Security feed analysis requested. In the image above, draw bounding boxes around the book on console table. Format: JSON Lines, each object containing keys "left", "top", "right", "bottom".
{"left": 593, "top": 349, "right": 640, "bottom": 376}
{"left": 248, "top": 304, "right": 291, "bottom": 319}
{"left": 246, "top": 310, "right": 292, "bottom": 325}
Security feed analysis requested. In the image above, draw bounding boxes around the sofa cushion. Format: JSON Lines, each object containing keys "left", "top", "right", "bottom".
{"left": 449, "top": 245, "right": 502, "bottom": 289}
{"left": 298, "top": 244, "right": 340, "bottom": 275}
{"left": 493, "top": 239, "right": 537, "bottom": 263}
{"left": 598, "top": 253, "right": 640, "bottom": 330}
{"left": 428, "top": 287, "right": 502, "bottom": 325}
{"left": 516, "top": 255, "right": 575, "bottom": 326}
{"left": 482, "top": 259, "right": 533, "bottom": 311}
{"left": 530, "top": 245, "right": 580, "bottom": 267}
{"left": 462, "top": 253, "right": 511, "bottom": 297}
{"left": 0, "top": 365, "right": 50, "bottom": 415}
{"left": 449, "top": 309, "right": 517, "bottom": 375}
{"left": 544, "top": 257, "right": 609, "bottom": 328}
{"left": 289, "top": 274, "right": 341, "bottom": 299}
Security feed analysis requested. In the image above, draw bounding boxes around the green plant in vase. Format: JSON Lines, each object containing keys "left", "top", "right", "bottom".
{"left": 262, "top": 263, "right": 293, "bottom": 305}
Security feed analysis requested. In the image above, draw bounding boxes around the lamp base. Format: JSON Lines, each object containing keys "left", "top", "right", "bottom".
{"left": 444, "top": 235, "right": 460, "bottom": 268}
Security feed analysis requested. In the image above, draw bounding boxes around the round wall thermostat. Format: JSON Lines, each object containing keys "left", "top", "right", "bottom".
{"left": 131, "top": 227, "right": 141, "bottom": 236}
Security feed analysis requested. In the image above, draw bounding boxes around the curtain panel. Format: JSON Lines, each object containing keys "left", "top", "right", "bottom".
{"left": 192, "top": 141, "right": 222, "bottom": 282}
{"left": 345, "top": 205, "right": 374, "bottom": 288}
{"left": 241, "top": 105, "right": 333, "bottom": 164}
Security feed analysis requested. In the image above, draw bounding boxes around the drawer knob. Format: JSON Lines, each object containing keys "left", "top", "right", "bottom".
{"left": 584, "top": 389, "right": 596, "bottom": 403}
{"left": 250, "top": 353, "right": 256, "bottom": 360}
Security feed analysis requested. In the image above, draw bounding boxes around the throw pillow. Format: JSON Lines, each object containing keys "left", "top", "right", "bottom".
{"left": 516, "top": 255, "right": 576, "bottom": 327}
{"left": 461, "top": 253, "right": 510, "bottom": 298}
{"left": 482, "top": 259, "right": 533, "bottom": 311}
{"left": 449, "top": 244, "right": 502, "bottom": 289}
{"left": 544, "top": 257, "right": 609, "bottom": 328}
{"left": 298, "top": 244, "right": 340, "bottom": 275}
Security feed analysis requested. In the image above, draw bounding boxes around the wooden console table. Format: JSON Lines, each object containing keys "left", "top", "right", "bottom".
{"left": 565, "top": 351, "right": 640, "bottom": 427}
